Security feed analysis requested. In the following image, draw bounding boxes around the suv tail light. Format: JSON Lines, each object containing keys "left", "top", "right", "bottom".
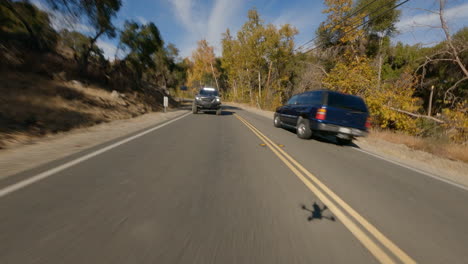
{"left": 365, "top": 117, "right": 372, "bottom": 129}
{"left": 315, "top": 107, "right": 327, "bottom": 120}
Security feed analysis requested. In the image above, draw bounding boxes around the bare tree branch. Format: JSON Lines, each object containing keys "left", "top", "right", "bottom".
{"left": 386, "top": 106, "right": 445, "bottom": 123}
{"left": 443, "top": 76, "right": 468, "bottom": 103}
{"left": 439, "top": 0, "right": 468, "bottom": 77}
{"left": 299, "top": 61, "right": 329, "bottom": 76}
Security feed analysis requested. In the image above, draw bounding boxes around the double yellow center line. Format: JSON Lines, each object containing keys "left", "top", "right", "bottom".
{"left": 234, "top": 114, "right": 416, "bottom": 264}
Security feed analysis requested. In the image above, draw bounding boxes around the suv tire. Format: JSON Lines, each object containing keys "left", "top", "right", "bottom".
{"left": 216, "top": 108, "right": 221, "bottom": 115}
{"left": 192, "top": 103, "right": 198, "bottom": 114}
{"left": 273, "top": 114, "right": 282, "bottom": 128}
{"left": 297, "top": 118, "right": 312, "bottom": 139}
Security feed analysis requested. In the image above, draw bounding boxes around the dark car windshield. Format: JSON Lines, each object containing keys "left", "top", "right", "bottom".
{"left": 199, "top": 89, "right": 219, "bottom": 96}
{"left": 327, "top": 93, "right": 368, "bottom": 112}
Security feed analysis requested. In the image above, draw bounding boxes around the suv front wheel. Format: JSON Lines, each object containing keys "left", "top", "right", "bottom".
{"left": 192, "top": 103, "right": 198, "bottom": 114}
{"left": 273, "top": 114, "right": 282, "bottom": 128}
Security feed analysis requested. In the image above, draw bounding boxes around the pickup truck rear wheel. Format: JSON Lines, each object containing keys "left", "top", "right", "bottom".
{"left": 297, "top": 118, "right": 312, "bottom": 139}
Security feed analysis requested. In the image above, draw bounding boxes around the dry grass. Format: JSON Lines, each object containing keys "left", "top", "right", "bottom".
{"left": 369, "top": 129, "right": 468, "bottom": 163}
{"left": 0, "top": 72, "right": 159, "bottom": 149}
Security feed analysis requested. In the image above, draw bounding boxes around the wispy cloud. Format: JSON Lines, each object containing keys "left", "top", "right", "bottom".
{"left": 272, "top": 4, "right": 325, "bottom": 50}
{"left": 272, "top": 7, "right": 322, "bottom": 32}
{"left": 168, "top": 0, "right": 245, "bottom": 57}
{"left": 171, "top": 0, "right": 197, "bottom": 30}
{"left": 206, "top": 0, "right": 244, "bottom": 47}
{"left": 397, "top": 3, "right": 468, "bottom": 32}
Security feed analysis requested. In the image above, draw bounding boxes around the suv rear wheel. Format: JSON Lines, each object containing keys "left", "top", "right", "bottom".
{"left": 297, "top": 118, "right": 312, "bottom": 139}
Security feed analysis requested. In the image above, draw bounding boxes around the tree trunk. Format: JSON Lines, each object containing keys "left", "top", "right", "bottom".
{"left": 233, "top": 79, "right": 238, "bottom": 100}
{"left": 428, "top": 85, "right": 434, "bottom": 116}
{"left": 238, "top": 74, "right": 244, "bottom": 102}
{"left": 377, "top": 36, "right": 383, "bottom": 90}
{"left": 247, "top": 68, "right": 252, "bottom": 104}
{"left": 266, "top": 61, "right": 273, "bottom": 103}
{"left": 210, "top": 62, "right": 219, "bottom": 89}
{"left": 81, "top": 30, "right": 104, "bottom": 74}
{"left": 258, "top": 71, "right": 261, "bottom": 106}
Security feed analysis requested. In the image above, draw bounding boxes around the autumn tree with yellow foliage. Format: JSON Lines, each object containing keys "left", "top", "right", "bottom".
{"left": 220, "top": 9, "right": 297, "bottom": 109}
{"left": 186, "top": 0, "right": 466, "bottom": 145}
{"left": 187, "top": 39, "right": 220, "bottom": 91}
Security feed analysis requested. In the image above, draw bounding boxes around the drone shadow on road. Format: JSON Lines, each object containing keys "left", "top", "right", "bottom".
{"left": 301, "top": 202, "right": 336, "bottom": 222}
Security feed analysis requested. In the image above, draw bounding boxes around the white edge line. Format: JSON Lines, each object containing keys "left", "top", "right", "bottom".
{"left": 0, "top": 112, "right": 191, "bottom": 198}
{"left": 353, "top": 147, "right": 468, "bottom": 192}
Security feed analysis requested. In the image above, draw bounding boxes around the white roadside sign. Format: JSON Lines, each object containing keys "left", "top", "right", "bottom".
{"left": 163, "top": 96, "right": 168, "bottom": 112}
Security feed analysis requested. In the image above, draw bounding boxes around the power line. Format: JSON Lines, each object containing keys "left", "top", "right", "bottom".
{"left": 299, "top": 0, "right": 409, "bottom": 53}
{"left": 303, "top": 0, "right": 410, "bottom": 54}
{"left": 295, "top": 0, "right": 381, "bottom": 52}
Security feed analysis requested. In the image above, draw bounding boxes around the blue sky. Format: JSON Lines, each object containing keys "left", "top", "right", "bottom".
{"left": 34, "top": 0, "right": 468, "bottom": 59}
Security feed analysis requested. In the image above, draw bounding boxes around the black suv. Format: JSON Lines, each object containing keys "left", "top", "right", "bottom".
{"left": 192, "top": 87, "right": 222, "bottom": 115}
{"left": 274, "top": 90, "right": 370, "bottom": 144}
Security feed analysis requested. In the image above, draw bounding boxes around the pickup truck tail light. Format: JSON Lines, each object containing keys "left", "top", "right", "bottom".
{"left": 315, "top": 108, "right": 327, "bottom": 120}
{"left": 365, "top": 117, "right": 372, "bottom": 129}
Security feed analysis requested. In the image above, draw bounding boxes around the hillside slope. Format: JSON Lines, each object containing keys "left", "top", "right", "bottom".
{"left": 0, "top": 71, "right": 177, "bottom": 149}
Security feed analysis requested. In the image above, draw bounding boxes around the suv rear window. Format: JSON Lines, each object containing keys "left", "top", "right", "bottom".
{"left": 327, "top": 93, "right": 367, "bottom": 112}
{"left": 298, "top": 92, "right": 322, "bottom": 105}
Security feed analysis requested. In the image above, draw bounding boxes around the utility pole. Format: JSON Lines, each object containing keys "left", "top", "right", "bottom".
{"left": 428, "top": 85, "right": 434, "bottom": 116}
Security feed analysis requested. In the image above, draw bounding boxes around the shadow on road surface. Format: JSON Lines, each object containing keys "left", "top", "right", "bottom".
{"left": 197, "top": 106, "right": 241, "bottom": 116}
{"left": 201, "top": 110, "right": 235, "bottom": 116}
{"left": 301, "top": 202, "right": 336, "bottom": 222}
{"left": 281, "top": 126, "right": 360, "bottom": 148}
{"left": 222, "top": 105, "right": 241, "bottom": 111}
{"left": 177, "top": 102, "right": 193, "bottom": 111}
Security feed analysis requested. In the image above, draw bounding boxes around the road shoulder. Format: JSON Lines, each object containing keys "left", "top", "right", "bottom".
{"left": 227, "top": 102, "right": 468, "bottom": 189}
{"left": 0, "top": 109, "right": 189, "bottom": 180}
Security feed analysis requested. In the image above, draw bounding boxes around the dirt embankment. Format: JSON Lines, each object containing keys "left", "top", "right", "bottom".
{"left": 0, "top": 71, "right": 176, "bottom": 149}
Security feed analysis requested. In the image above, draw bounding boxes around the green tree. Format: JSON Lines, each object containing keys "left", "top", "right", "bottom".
{"left": 356, "top": 0, "right": 401, "bottom": 88}
{"left": 120, "top": 20, "right": 164, "bottom": 88}
{"left": 0, "top": 0, "right": 57, "bottom": 50}
{"left": 45, "top": 0, "right": 121, "bottom": 71}
{"left": 59, "top": 29, "right": 104, "bottom": 64}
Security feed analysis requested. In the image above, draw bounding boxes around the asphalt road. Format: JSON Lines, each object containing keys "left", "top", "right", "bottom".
{"left": 1, "top": 105, "right": 468, "bottom": 264}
